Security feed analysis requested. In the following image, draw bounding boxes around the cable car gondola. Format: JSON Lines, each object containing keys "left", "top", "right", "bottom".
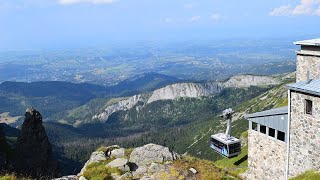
{"left": 210, "top": 108, "right": 241, "bottom": 158}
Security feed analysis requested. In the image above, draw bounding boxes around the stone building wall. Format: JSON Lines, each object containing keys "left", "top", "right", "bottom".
{"left": 247, "top": 130, "right": 286, "bottom": 180}
{"left": 288, "top": 92, "right": 320, "bottom": 177}
{"left": 296, "top": 53, "right": 320, "bottom": 82}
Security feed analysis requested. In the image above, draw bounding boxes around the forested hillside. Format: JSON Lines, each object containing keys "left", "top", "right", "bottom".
{"left": 43, "top": 85, "right": 275, "bottom": 174}
{"left": 1, "top": 73, "right": 293, "bottom": 175}
{"left": 0, "top": 73, "right": 180, "bottom": 126}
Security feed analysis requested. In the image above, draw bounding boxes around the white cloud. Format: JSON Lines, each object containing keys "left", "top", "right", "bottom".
{"left": 188, "top": 15, "right": 201, "bottom": 22}
{"left": 316, "top": 6, "right": 320, "bottom": 15}
{"left": 164, "top": 17, "right": 174, "bottom": 23}
{"left": 211, "top": 13, "right": 221, "bottom": 21}
{"left": 183, "top": 3, "right": 195, "bottom": 9}
{"left": 269, "top": 5, "right": 292, "bottom": 16}
{"left": 270, "top": 0, "right": 320, "bottom": 16}
{"left": 58, "top": 0, "right": 117, "bottom": 5}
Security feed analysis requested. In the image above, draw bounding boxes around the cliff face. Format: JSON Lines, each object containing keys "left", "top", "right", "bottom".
{"left": 14, "top": 108, "right": 59, "bottom": 178}
{"left": 92, "top": 74, "right": 281, "bottom": 122}
{"left": 147, "top": 82, "right": 221, "bottom": 104}
{"left": 92, "top": 94, "right": 147, "bottom": 122}
{"left": 222, "top": 75, "right": 281, "bottom": 88}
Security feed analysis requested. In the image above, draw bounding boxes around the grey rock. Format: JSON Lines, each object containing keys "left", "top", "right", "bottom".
{"left": 79, "top": 176, "right": 87, "bottom": 180}
{"left": 92, "top": 94, "right": 146, "bottom": 122}
{"left": 132, "top": 166, "right": 148, "bottom": 179}
{"left": 78, "top": 151, "right": 107, "bottom": 176}
{"left": 189, "top": 168, "right": 197, "bottom": 174}
{"left": 117, "top": 172, "right": 133, "bottom": 180}
{"left": 140, "top": 176, "right": 153, "bottom": 180}
{"left": 222, "top": 75, "right": 280, "bottom": 88}
{"left": 53, "top": 175, "right": 78, "bottom": 180}
{"left": 14, "top": 108, "right": 59, "bottom": 178}
{"left": 148, "top": 162, "right": 167, "bottom": 174}
{"left": 107, "top": 158, "right": 130, "bottom": 172}
{"left": 129, "top": 143, "right": 179, "bottom": 167}
{"left": 110, "top": 148, "right": 125, "bottom": 158}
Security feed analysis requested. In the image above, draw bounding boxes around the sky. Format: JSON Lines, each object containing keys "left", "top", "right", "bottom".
{"left": 1, "top": 0, "right": 320, "bottom": 50}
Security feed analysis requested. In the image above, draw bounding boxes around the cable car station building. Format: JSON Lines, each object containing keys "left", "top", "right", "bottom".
{"left": 245, "top": 39, "right": 320, "bottom": 180}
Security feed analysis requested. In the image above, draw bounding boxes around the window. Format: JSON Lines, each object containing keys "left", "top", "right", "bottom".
{"left": 277, "top": 131, "right": 285, "bottom": 142}
{"left": 260, "top": 125, "right": 266, "bottom": 134}
{"left": 228, "top": 143, "right": 241, "bottom": 154}
{"left": 252, "top": 122, "right": 258, "bottom": 131}
{"left": 269, "top": 128, "right": 275, "bottom": 137}
{"left": 305, "top": 99, "right": 313, "bottom": 115}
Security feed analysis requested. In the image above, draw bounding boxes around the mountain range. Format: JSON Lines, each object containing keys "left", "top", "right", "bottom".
{"left": 0, "top": 72, "right": 294, "bottom": 176}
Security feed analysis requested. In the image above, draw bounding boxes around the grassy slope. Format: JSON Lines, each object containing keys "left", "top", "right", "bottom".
{"left": 291, "top": 171, "right": 320, "bottom": 180}
{"left": 211, "top": 83, "right": 290, "bottom": 175}
{"left": 82, "top": 147, "right": 241, "bottom": 180}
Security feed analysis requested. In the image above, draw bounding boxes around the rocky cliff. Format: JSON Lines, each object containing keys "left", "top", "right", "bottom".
{"left": 14, "top": 107, "right": 59, "bottom": 178}
{"left": 147, "top": 82, "right": 221, "bottom": 104}
{"left": 222, "top": 74, "right": 280, "bottom": 88}
{"left": 93, "top": 74, "right": 280, "bottom": 122}
{"left": 92, "top": 94, "right": 148, "bottom": 122}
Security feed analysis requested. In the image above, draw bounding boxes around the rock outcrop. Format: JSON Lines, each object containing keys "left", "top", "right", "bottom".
{"left": 147, "top": 82, "right": 221, "bottom": 104}
{"left": 222, "top": 74, "right": 280, "bottom": 88}
{"left": 76, "top": 144, "right": 184, "bottom": 180}
{"left": 0, "top": 124, "right": 8, "bottom": 171}
{"left": 92, "top": 74, "right": 281, "bottom": 122}
{"left": 58, "top": 143, "right": 235, "bottom": 180}
{"left": 14, "top": 107, "right": 59, "bottom": 178}
{"left": 92, "top": 95, "right": 146, "bottom": 122}
{"left": 129, "top": 144, "right": 180, "bottom": 167}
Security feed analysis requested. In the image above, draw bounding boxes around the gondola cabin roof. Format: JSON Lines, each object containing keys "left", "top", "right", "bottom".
{"left": 211, "top": 133, "right": 240, "bottom": 145}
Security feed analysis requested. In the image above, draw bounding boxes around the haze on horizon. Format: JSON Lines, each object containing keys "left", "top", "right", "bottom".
{"left": 1, "top": 0, "right": 320, "bottom": 50}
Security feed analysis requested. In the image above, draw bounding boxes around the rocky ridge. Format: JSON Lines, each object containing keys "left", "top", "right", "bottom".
{"left": 93, "top": 74, "right": 280, "bottom": 122}
{"left": 55, "top": 143, "right": 235, "bottom": 180}
{"left": 14, "top": 107, "right": 59, "bottom": 178}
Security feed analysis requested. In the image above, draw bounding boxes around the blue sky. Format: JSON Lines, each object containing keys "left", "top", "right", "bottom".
{"left": 1, "top": 0, "right": 320, "bottom": 50}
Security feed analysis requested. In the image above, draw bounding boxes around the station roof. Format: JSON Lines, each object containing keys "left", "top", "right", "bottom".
{"left": 287, "top": 79, "right": 320, "bottom": 96}
{"left": 245, "top": 106, "right": 288, "bottom": 118}
{"left": 245, "top": 106, "right": 288, "bottom": 133}
{"left": 294, "top": 38, "right": 320, "bottom": 46}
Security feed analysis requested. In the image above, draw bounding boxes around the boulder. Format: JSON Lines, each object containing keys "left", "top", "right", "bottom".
{"left": 14, "top": 108, "right": 59, "bottom": 178}
{"left": 132, "top": 166, "right": 148, "bottom": 179}
{"left": 78, "top": 151, "right": 107, "bottom": 176}
{"left": 107, "top": 158, "right": 130, "bottom": 172}
{"left": 79, "top": 176, "right": 87, "bottom": 180}
{"left": 117, "top": 172, "right": 133, "bottom": 180}
{"left": 129, "top": 144, "right": 179, "bottom": 167}
{"left": 148, "top": 162, "right": 167, "bottom": 174}
{"left": 110, "top": 148, "right": 125, "bottom": 158}
{"left": 189, "top": 167, "right": 197, "bottom": 174}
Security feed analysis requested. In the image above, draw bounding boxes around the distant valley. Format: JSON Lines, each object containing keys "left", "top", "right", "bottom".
{"left": 0, "top": 39, "right": 296, "bottom": 86}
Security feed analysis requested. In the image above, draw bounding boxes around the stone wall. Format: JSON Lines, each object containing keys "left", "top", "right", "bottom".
{"left": 296, "top": 52, "right": 320, "bottom": 82}
{"left": 247, "top": 130, "right": 286, "bottom": 180}
{"left": 288, "top": 92, "right": 320, "bottom": 177}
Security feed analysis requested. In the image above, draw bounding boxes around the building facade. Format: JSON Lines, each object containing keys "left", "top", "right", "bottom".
{"left": 246, "top": 38, "right": 320, "bottom": 180}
